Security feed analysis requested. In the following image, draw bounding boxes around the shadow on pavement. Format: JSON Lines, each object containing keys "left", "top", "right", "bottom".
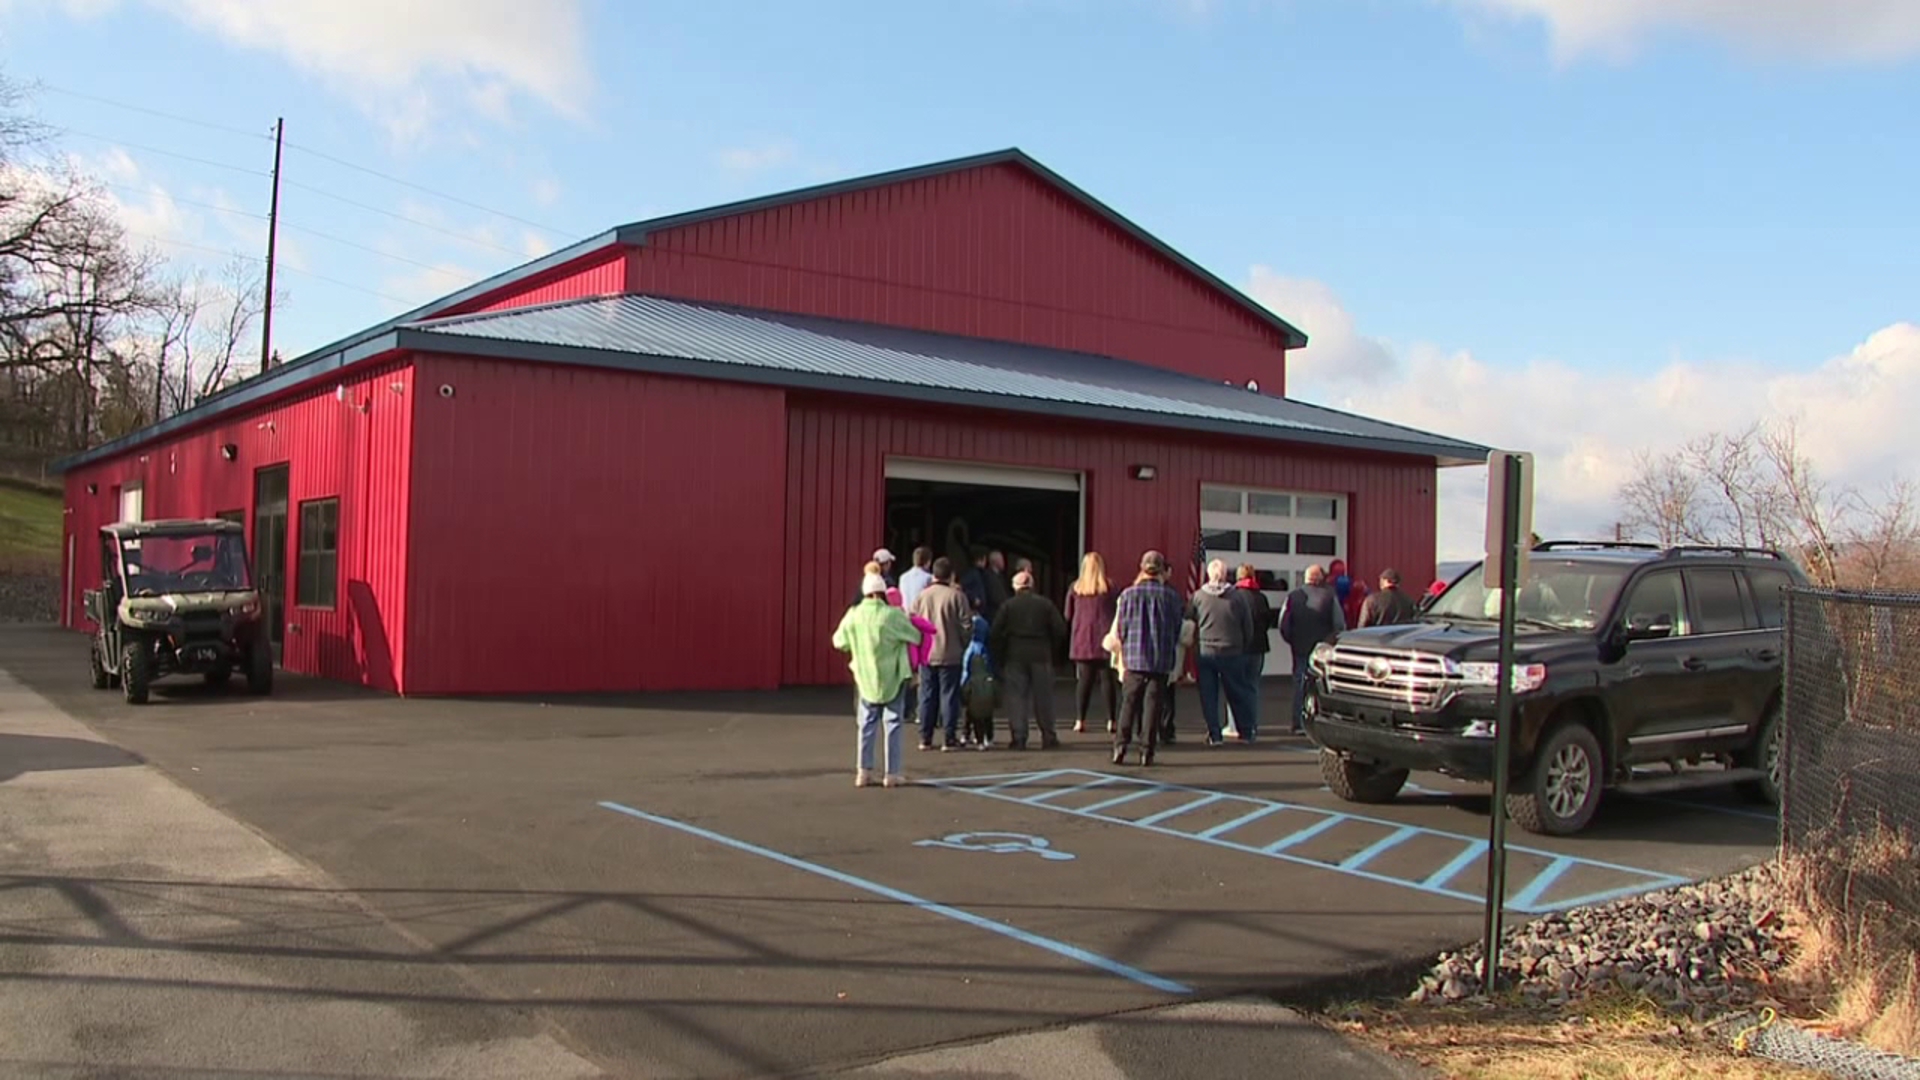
{"left": 0, "top": 733, "right": 145, "bottom": 783}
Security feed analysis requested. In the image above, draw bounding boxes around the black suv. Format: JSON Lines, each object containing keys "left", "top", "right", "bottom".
{"left": 1303, "top": 542, "right": 1806, "bottom": 835}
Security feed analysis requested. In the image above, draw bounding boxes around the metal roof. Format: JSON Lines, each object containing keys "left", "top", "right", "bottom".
{"left": 54, "top": 146, "right": 1319, "bottom": 472}
{"left": 399, "top": 295, "right": 1487, "bottom": 465}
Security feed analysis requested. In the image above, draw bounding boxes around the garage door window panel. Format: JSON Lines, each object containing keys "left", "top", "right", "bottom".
{"left": 296, "top": 498, "right": 339, "bottom": 610}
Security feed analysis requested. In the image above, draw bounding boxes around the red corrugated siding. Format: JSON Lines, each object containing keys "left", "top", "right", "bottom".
{"left": 60, "top": 360, "right": 415, "bottom": 691}
{"left": 450, "top": 247, "right": 626, "bottom": 316}
{"left": 782, "top": 392, "right": 1436, "bottom": 686}
{"left": 628, "top": 163, "right": 1291, "bottom": 391}
{"left": 403, "top": 354, "right": 787, "bottom": 694}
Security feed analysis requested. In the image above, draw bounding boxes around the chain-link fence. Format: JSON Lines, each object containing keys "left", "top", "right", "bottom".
{"left": 1780, "top": 586, "right": 1920, "bottom": 997}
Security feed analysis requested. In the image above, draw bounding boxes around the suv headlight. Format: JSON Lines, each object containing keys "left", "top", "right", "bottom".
{"left": 128, "top": 608, "right": 171, "bottom": 624}
{"left": 1456, "top": 661, "right": 1548, "bottom": 693}
{"left": 234, "top": 598, "right": 260, "bottom": 617}
{"left": 1309, "top": 642, "right": 1336, "bottom": 670}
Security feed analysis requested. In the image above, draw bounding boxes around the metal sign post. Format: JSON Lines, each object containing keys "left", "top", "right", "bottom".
{"left": 1481, "top": 449, "right": 1532, "bottom": 996}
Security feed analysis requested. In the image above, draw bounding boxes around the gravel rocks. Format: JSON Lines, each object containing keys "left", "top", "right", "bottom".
{"left": 1410, "top": 861, "right": 1789, "bottom": 1018}
{"left": 0, "top": 570, "right": 59, "bottom": 623}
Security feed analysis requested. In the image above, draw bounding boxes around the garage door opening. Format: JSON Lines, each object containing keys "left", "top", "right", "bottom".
{"left": 883, "top": 459, "right": 1083, "bottom": 605}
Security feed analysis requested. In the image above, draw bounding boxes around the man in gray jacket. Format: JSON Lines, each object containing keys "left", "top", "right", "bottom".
{"left": 912, "top": 557, "right": 974, "bottom": 751}
{"left": 1188, "top": 559, "right": 1259, "bottom": 746}
{"left": 1280, "top": 563, "right": 1346, "bottom": 735}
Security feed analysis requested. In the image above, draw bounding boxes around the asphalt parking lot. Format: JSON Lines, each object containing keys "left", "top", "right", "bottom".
{"left": 0, "top": 624, "right": 1779, "bottom": 1077}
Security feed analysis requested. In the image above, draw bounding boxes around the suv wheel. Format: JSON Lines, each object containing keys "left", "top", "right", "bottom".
{"left": 1736, "top": 703, "right": 1783, "bottom": 805}
{"left": 89, "top": 638, "right": 112, "bottom": 689}
{"left": 121, "top": 641, "right": 151, "bottom": 705}
{"left": 1320, "top": 748, "right": 1409, "bottom": 804}
{"left": 1508, "top": 721, "right": 1604, "bottom": 835}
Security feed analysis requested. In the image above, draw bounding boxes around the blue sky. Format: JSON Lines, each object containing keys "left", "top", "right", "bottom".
{"left": 4, "top": 0, "right": 1916, "bottom": 555}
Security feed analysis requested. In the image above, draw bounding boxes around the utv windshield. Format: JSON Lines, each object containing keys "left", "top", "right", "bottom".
{"left": 120, "top": 532, "right": 253, "bottom": 595}
{"left": 1424, "top": 559, "right": 1632, "bottom": 632}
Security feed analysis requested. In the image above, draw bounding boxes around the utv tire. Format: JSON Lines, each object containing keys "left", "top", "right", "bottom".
{"left": 1735, "top": 703, "right": 1783, "bottom": 806}
{"left": 121, "top": 641, "right": 151, "bottom": 705}
{"left": 204, "top": 666, "right": 232, "bottom": 689}
{"left": 89, "top": 639, "right": 111, "bottom": 689}
{"left": 1508, "top": 720, "right": 1604, "bottom": 836}
{"left": 1320, "top": 748, "right": 1410, "bottom": 804}
{"left": 245, "top": 639, "right": 273, "bottom": 695}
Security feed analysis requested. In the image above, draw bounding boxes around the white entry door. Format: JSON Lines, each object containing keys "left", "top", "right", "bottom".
{"left": 1198, "top": 484, "right": 1348, "bottom": 676}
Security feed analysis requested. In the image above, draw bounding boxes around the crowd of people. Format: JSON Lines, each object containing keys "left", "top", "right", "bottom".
{"left": 831, "top": 543, "right": 1430, "bottom": 788}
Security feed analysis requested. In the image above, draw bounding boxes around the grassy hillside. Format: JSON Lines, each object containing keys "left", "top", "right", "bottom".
{"left": 0, "top": 479, "right": 62, "bottom": 572}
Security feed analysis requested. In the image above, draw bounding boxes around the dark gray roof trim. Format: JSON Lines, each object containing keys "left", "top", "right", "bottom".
{"left": 401, "top": 294, "right": 1486, "bottom": 465}
{"left": 52, "top": 233, "right": 619, "bottom": 473}
{"left": 613, "top": 148, "right": 1310, "bottom": 350}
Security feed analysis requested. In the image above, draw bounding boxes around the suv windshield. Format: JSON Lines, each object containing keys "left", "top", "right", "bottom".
{"left": 120, "top": 532, "right": 252, "bottom": 595}
{"left": 1425, "top": 558, "right": 1633, "bottom": 631}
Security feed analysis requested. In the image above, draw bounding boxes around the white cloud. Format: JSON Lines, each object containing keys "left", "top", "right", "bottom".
{"left": 530, "top": 176, "right": 563, "bottom": 208}
{"left": 1450, "top": 0, "right": 1920, "bottom": 64}
{"left": 718, "top": 139, "right": 799, "bottom": 175}
{"left": 1259, "top": 275, "right": 1920, "bottom": 560}
{"left": 28, "top": 0, "right": 592, "bottom": 139}
{"left": 1245, "top": 267, "right": 1397, "bottom": 385}
{"left": 381, "top": 259, "right": 483, "bottom": 309}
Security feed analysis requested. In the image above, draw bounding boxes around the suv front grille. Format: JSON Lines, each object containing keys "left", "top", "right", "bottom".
{"left": 179, "top": 611, "right": 225, "bottom": 640}
{"left": 1322, "top": 645, "right": 1451, "bottom": 708}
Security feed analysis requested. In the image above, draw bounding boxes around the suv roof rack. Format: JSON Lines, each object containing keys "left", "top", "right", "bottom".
{"left": 1661, "top": 545, "right": 1786, "bottom": 561}
{"left": 1532, "top": 540, "right": 1661, "bottom": 552}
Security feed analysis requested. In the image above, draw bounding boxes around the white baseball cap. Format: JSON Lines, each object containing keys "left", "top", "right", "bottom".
{"left": 872, "top": 548, "right": 896, "bottom": 564}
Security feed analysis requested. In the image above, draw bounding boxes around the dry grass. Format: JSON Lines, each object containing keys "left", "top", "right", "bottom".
{"left": 1331, "top": 988, "right": 1827, "bottom": 1080}
{"left": 1774, "top": 827, "right": 1920, "bottom": 1056}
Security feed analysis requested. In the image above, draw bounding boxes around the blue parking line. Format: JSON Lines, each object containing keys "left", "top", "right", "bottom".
{"left": 924, "top": 770, "right": 1696, "bottom": 914}
{"left": 1338, "top": 825, "right": 1421, "bottom": 871}
{"left": 1261, "top": 813, "right": 1346, "bottom": 853}
{"left": 1197, "top": 803, "right": 1288, "bottom": 839}
{"left": 1422, "top": 840, "right": 1489, "bottom": 890}
{"left": 1132, "top": 793, "right": 1228, "bottom": 827}
{"left": 1506, "top": 856, "right": 1576, "bottom": 910}
{"left": 597, "top": 801, "right": 1193, "bottom": 996}
{"left": 1021, "top": 776, "right": 1123, "bottom": 804}
{"left": 1078, "top": 785, "right": 1175, "bottom": 816}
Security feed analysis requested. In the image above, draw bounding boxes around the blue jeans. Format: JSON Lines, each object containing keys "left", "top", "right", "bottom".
{"left": 1196, "top": 653, "right": 1234, "bottom": 742}
{"left": 1230, "top": 654, "right": 1262, "bottom": 741}
{"left": 1290, "top": 653, "right": 1314, "bottom": 732}
{"left": 859, "top": 687, "right": 908, "bottom": 776}
{"left": 919, "top": 664, "right": 963, "bottom": 746}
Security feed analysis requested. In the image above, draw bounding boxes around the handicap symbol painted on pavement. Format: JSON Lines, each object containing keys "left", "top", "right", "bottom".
{"left": 914, "top": 831, "right": 1076, "bottom": 861}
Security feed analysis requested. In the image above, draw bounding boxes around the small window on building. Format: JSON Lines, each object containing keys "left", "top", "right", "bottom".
{"left": 296, "top": 498, "right": 339, "bottom": 609}
{"left": 1689, "top": 568, "right": 1752, "bottom": 634}
{"left": 1296, "top": 496, "right": 1338, "bottom": 520}
{"left": 1201, "top": 529, "right": 1242, "bottom": 553}
{"left": 1200, "top": 487, "right": 1243, "bottom": 514}
{"left": 1246, "top": 492, "right": 1293, "bottom": 517}
{"left": 1296, "top": 533, "right": 1338, "bottom": 557}
{"left": 1246, "top": 531, "right": 1291, "bottom": 554}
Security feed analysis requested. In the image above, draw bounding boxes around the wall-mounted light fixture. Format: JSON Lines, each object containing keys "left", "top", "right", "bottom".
{"left": 1131, "top": 465, "right": 1158, "bottom": 481}
{"left": 219, "top": 444, "right": 238, "bottom": 461}
{"left": 85, "top": 483, "right": 97, "bottom": 495}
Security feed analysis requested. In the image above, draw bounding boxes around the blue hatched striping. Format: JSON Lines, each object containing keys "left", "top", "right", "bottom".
{"left": 924, "top": 770, "right": 1692, "bottom": 914}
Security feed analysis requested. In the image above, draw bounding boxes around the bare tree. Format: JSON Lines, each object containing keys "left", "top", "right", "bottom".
{"left": 1842, "top": 478, "right": 1920, "bottom": 590}
{"left": 1758, "top": 418, "right": 1846, "bottom": 588}
{"left": 1617, "top": 448, "right": 1709, "bottom": 547}
{"left": 142, "top": 258, "right": 275, "bottom": 418}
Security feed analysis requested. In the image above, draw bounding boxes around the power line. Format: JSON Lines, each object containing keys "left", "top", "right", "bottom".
{"left": 125, "top": 231, "right": 413, "bottom": 305}
{"left": 281, "top": 140, "right": 573, "bottom": 238}
{"left": 279, "top": 179, "right": 532, "bottom": 258}
{"left": 60, "top": 127, "right": 269, "bottom": 178}
{"left": 100, "top": 180, "right": 475, "bottom": 280}
{"left": 38, "top": 84, "right": 273, "bottom": 142}
{"left": 42, "top": 87, "right": 579, "bottom": 239}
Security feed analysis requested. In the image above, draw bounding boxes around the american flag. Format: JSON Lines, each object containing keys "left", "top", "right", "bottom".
{"left": 1189, "top": 528, "right": 1207, "bottom": 595}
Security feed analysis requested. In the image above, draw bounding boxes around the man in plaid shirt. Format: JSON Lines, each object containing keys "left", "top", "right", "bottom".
{"left": 1106, "top": 549, "right": 1185, "bottom": 766}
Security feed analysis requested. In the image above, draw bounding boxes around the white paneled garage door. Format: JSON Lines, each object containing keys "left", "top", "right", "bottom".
{"left": 1199, "top": 484, "right": 1348, "bottom": 677}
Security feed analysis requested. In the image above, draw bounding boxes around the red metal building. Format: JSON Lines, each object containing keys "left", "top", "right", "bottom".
{"left": 55, "top": 149, "right": 1486, "bottom": 695}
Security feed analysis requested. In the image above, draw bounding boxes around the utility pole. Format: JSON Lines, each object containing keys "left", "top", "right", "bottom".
{"left": 259, "top": 117, "right": 283, "bottom": 375}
